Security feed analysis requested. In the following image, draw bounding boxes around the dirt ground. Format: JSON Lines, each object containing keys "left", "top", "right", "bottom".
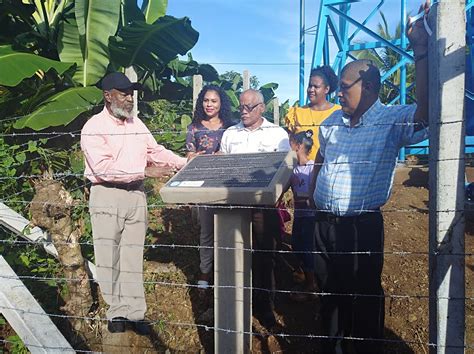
{"left": 1, "top": 165, "right": 473, "bottom": 353}
{"left": 145, "top": 165, "right": 474, "bottom": 353}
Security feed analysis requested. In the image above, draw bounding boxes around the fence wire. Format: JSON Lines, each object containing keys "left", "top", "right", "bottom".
{"left": 0, "top": 106, "right": 471, "bottom": 352}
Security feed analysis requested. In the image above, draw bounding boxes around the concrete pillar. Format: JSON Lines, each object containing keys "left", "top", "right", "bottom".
{"left": 428, "top": 1, "right": 466, "bottom": 353}
{"left": 193, "top": 74, "right": 203, "bottom": 111}
{"left": 0, "top": 256, "right": 73, "bottom": 353}
{"left": 273, "top": 98, "right": 280, "bottom": 126}
{"left": 243, "top": 70, "right": 250, "bottom": 91}
{"left": 124, "top": 66, "right": 138, "bottom": 115}
{"left": 214, "top": 209, "right": 252, "bottom": 353}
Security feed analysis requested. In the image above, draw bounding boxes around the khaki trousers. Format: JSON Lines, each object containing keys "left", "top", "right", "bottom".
{"left": 89, "top": 184, "right": 147, "bottom": 320}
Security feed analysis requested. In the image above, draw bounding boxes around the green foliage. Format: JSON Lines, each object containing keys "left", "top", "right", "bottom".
{"left": 2, "top": 233, "right": 60, "bottom": 288}
{"left": 167, "top": 54, "right": 219, "bottom": 82}
{"left": 59, "top": 0, "right": 121, "bottom": 86}
{"left": 0, "top": 137, "right": 36, "bottom": 214}
{"left": 0, "top": 45, "right": 74, "bottom": 86}
{"left": 219, "top": 70, "right": 260, "bottom": 90}
{"left": 13, "top": 86, "right": 102, "bottom": 130}
{"left": 142, "top": 0, "right": 168, "bottom": 24}
{"left": 0, "top": 0, "right": 69, "bottom": 58}
{"left": 140, "top": 53, "right": 219, "bottom": 102}
{"left": 2, "top": 0, "right": 201, "bottom": 131}
{"left": 6, "top": 334, "right": 28, "bottom": 354}
{"left": 109, "top": 16, "right": 199, "bottom": 74}
{"left": 146, "top": 99, "right": 193, "bottom": 153}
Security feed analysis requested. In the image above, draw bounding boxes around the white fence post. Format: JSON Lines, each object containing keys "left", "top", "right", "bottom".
{"left": 0, "top": 256, "right": 74, "bottom": 353}
{"left": 193, "top": 74, "right": 203, "bottom": 111}
{"left": 125, "top": 66, "right": 139, "bottom": 116}
{"left": 428, "top": 1, "right": 466, "bottom": 353}
{"left": 243, "top": 70, "right": 250, "bottom": 91}
{"left": 273, "top": 98, "right": 280, "bottom": 126}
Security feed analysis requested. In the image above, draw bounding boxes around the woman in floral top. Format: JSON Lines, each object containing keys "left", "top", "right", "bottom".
{"left": 186, "top": 85, "right": 234, "bottom": 289}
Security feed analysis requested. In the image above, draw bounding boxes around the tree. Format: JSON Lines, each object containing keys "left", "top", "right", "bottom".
{"left": 354, "top": 12, "right": 415, "bottom": 104}
{"left": 219, "top": 70, "right": 260, "bottom": 90}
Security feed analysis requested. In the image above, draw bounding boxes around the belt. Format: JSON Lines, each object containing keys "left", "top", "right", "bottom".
{"left": 93, "top": 180, "right": 144, "bottom": 191}
{"left": 316, "top": 210, "right": 380, "bottom": 224}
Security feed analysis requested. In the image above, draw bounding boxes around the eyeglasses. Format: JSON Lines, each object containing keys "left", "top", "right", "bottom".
{"left": 339, "top": 77, "right": 362, "bottom": 92}
{"left": 238, "top": 102, "right": 262, "bottom": 112}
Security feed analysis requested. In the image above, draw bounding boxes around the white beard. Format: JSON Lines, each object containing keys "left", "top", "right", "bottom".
{"left": 110, "top": 101, "right": 133, "bottom": 120}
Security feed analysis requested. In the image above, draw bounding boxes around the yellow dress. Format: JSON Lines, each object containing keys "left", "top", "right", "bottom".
{"left": 285, "top": 104, "right": 341, "bottom": 160}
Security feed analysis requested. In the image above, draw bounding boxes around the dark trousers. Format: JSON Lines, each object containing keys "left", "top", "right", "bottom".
{"left": 314, "top": 211, "right": 385, "bottom": 353}
{"left": 292, "top": 216, "right": 316, "bottom": 271}
{"left": 252, "top": 208, "right": 279, "bottom": 316}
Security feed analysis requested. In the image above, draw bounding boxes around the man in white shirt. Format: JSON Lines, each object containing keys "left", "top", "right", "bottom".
{"left": 220, "top": 89, "right": 290, "bottom": 328}
{"left": 220, "top": 90, "right": 290, "bottom": 154}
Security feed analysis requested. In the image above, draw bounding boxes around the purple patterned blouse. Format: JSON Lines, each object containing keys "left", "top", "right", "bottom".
{"left": 186, "top": 121, "right": 227, "bottom": 155}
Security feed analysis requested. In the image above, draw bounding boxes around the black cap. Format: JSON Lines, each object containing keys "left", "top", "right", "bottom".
{"left": 100, "top": 72, "right": 141, "bottom": 91}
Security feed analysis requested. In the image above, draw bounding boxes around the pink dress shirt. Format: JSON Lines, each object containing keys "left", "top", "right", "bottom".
{"left": 81, "top": 107, "right": 187, "bottom": 184}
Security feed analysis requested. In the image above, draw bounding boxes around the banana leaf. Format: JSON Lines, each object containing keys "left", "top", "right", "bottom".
{"left": 122, "top": 0, "right": 145, "bottom": 23}
{"left": 167, "top": 58, "right": 218, "bottom": 82}
{"left": 0, "top": 45, "right": 73, "bottom": 86}
{"left": 58, "top": 0, "right": 120, "bottom": 86}
{"left": 0, "top": 1, "right": 36, "bottom": 42}
{"left": 109, "top": 16, "right": 199, "bottom": 73}
{"left": 259, "top": 82, "right": 279, "bottom": 103}
{"left": 225, "top": 89, "right": 239, "bottom": 107}
{"left": 141, "top": 0, "right": 168, "bottom": 24}
{"left": 14, "top": 86, "right": 102, "bottom": 130}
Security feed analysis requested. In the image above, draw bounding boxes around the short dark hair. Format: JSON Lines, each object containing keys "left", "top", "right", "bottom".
{"left": 193, "top": 85, "right": 233, "bottom": 127}
{"left": 309, "top": 66, "right": 338, "bottom": 95}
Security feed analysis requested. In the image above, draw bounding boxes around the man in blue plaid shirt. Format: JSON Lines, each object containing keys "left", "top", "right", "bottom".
{"left": 312, "top": 2, "right": 431, "bottom": 352}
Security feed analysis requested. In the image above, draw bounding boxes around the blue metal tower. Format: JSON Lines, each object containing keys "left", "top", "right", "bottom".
{"left": 300, "top": 0, "right": 474, "bottom": 157}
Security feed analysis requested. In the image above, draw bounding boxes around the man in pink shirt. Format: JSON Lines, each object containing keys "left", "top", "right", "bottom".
{"left": 81, "top": 72, "right": 187, "bottom": 335}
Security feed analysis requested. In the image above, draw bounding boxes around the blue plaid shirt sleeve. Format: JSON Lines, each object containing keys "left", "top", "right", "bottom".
{"left": 318, "top": 124, "right": 327, "bottom": 159}
{"left": 390, "top": 104, "right": 429, "bottom": 147}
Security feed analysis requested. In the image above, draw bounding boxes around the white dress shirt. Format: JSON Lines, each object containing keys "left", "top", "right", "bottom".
{"left": 220, "top": 118, "right": 290, "bottom": 154}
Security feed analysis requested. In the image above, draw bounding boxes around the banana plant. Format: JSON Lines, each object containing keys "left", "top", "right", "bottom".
{"left": 14, "top": 86, "right": 103, "bottom": 130}
{"left": 141, "top": 0, "right": 168, "bottom": 24}
{"left": 141, "top": 54, "right": 219, "bottom": 101}
{"left": 1, "top": 0, "right": 200, "bottom": 131}
{"left": 29, "top": 0, "right": 69, "bottom": 38}
{"left": 109, "top": 16, "right": 198, "bottom": 74}
{"left": 0, "top": 0, "right": 70, "bottom": 58}
{"left": 0, "top": 45, "right": 73, "bottom": 86}
{"left": 58, "top": 0, "right": 121, "bottom": 86}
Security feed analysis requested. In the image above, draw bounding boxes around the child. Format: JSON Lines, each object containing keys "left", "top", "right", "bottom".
{"left": 289, "top": 130, "right": 317, "bottom": 301}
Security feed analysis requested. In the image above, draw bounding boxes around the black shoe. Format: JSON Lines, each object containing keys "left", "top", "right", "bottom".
{"left": 130, "top": 319, "right": 152, "bottom": 336}
{"left": 107, "top": 317, "right": 128, "bottom": 333}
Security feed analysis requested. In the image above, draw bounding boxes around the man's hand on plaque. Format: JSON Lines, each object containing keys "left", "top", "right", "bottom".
{"left": 145, "top": 166, "right": 177, "bottom": 178}
{"left": 187, "top": 151, "right": 205, "bottom": 161}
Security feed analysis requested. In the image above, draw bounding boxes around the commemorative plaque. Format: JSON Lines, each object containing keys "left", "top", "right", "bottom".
{"left": 159, "top": 151, "right": 295, "bottom": 353}
{"left": 159, "top": 151, "right": 295, "bottom": 205}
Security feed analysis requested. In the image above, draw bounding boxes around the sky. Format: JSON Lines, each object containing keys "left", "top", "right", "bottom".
{"left": 165, "top": 0, "right": 423, "bottom": 104}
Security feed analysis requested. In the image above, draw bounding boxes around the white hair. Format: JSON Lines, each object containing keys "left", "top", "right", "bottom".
{"left": 242, "top": 89, "right": 264, "bottom": 104}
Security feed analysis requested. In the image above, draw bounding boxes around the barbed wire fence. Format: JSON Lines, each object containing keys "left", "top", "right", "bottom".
{"left": 0, "top": 63, "right": 472, "bottom": 352}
